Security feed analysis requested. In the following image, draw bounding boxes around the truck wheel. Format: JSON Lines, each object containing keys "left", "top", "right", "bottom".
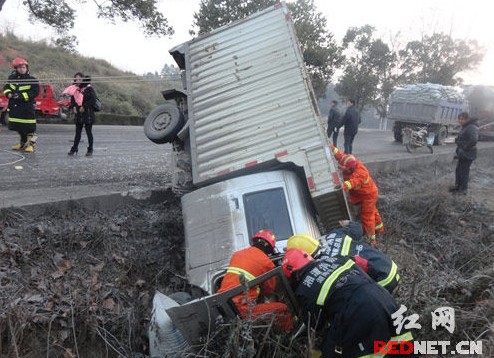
{"left": 434, "top": 126, "right": 448, "bottom": 145}
{"left": 405, "top": 142, "right": 416, "bottom": 153}
{"left": 393, "top": 127, "right": 402, "bottom": 142}
{"left": 144, "top": 104, "right": 184, "bottom": 144}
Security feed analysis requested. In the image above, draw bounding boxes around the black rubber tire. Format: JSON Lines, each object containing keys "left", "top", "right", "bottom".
{"left": 434, "top": 126, "right": 448, "bottom": 145}
{"left": 405, "top": 142, "right": 416, "bottom": 153}
{"left": 144, "top": 104, "right": 184, "bottom": 144}
{"left": 168, "top": 291, "right": 193, "bottom": 305}
{"left": 393, "top": 127, "right": 403, "bottom": 142}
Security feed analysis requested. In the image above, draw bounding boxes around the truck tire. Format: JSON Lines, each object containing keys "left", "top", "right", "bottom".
{"left": 144, "top": 104, "right": 184, "bottom": 144}
{"left": 434, "top": 126, "right": 448, "bottom": 145}
{"left": 393, "top": 126, "right": 403, "bottom": 142}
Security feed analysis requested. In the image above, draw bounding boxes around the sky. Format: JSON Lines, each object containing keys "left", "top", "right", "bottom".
{"left": 0, "top": 0, "right": 493, "bottom": 85}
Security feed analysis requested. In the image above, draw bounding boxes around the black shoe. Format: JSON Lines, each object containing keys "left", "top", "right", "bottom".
{"left": 448, "top": 185, "right": 459, "bottom": 192}
{"left": 86, "top": 148, "right": 93, "bottom": 157}
{"left": 453, "top": 189, "right": 467, "bottom": 195}
{"left": 68, "top": 147, "right": 78, "bottom": 155}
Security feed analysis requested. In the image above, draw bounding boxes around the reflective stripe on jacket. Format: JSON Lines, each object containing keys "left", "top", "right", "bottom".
{"left": 320, "top": 231, "right": 400, "bottom": 293}
{"left": 293, "top": 256, "right": 369, "bottom": 323}
{"left": 342, "top": 161, "right": 378, "bottom": 198}
{"left": 218, "top": 246, "right": 276, "bottom": 304}
{"left": 3, "top": 72, "right": 39, "bottom": 129}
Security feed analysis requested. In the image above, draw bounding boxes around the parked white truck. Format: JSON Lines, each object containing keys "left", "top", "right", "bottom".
{"left": 144, "top": 3, "right": 351, "bottom": 356}
{"left": 388, "top": 83, "right": 468, "bottom": 145}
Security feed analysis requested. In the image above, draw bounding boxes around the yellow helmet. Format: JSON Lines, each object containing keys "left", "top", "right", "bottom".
{"left": 286, "top": 234, "right": 320, "bottom": 256}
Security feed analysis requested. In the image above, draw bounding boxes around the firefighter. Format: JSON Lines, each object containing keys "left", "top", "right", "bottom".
{"left": 286, "top": 220, "right": 400, "bottom": 294}
{"left": 217, "top": 229, "right": 293, "bottom": 331}
{"left": 331, "top": 144, "right": 383, "bottom": 245}
{"left": 282, "top": 248, "right": 413, "bottom": 358}
{"left": 3, "top": 57, "right": 39, "bottom": 152}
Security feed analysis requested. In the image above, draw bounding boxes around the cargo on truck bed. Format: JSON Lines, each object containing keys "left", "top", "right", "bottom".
{"left": 388, "top": 83, "right": 467, "bottom": 145}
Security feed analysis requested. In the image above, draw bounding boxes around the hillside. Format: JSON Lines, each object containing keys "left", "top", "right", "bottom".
{"left": 0, "top": 33, "right": 179, "bottom": 117}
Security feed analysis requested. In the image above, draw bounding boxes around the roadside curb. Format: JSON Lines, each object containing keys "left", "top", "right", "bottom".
{"left": 0, "top": 185, "right": 174, "bottom": 215}
{"left": 365, "top": 144, "right": 494, "bottom": 174}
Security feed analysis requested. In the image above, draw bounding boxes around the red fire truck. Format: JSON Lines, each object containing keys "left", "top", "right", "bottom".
{"left": 1, "top": 84, "right": 70, "bottom": 124}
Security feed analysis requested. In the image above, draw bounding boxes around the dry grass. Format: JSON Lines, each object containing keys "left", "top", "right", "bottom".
{"left": 0, "top": 190, "right": 183, "bottom": 357}
{"left": 1, "top": 158, "right": 493, "bottom": 357}
{"left": 376, "top": 157, "right": 494, "bottom": 357}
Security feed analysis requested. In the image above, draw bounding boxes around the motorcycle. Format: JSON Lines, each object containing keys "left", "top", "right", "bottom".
{"left": 402, "top": 126, "right": 435, "bottom": 154}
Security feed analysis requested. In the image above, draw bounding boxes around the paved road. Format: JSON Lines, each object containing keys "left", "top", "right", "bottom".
{"left": 1, "top": 124, "right": 493, "bottom": 208}
{"left": 0, "top": 124, "right": 171, "bottom": 208}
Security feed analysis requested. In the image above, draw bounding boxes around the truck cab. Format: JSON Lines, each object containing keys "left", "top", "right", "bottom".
{"left": 182, "top": 169, "right": 321, "bottom": 295}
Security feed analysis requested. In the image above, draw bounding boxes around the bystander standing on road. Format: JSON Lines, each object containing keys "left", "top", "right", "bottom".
{"left": 449, "top": 112, "right": 478, "bottom": 195}
{"left": 340, "top": 99, "right": 360, "bottom": 154}
{"left": 64, "top": 74, "right": 97, "bottom": 157}
{"left": 327, "top": 100, "right": 342, "bottom": 146}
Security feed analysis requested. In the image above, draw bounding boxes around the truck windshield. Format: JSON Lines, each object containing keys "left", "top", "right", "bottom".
{"left": 243, "top": 188, "right": 293, "bottom": 241}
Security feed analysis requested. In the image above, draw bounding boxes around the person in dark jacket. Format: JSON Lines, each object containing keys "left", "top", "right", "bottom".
{"left": 282, "top": 249, "right": 413, "bottom": 358}
{"left": 327, "top": 100, "right": 342, "bottom": 146}
{"left": 449, "top": 112, "right": 478, "bottom": 195}
{"left": 66, "top": 74, "right": 97, "bottom": 156}
{"left": 3, "top": 57, "right": 39, "bottom": 152}
{"left": 340, "top": 99, "right": 360, "bottom": 154}
{"left": 319, "top": 220, "right": 400, "bottom": 293}
{"left": 286, "top": 220, "right": 400, "bottom": 294}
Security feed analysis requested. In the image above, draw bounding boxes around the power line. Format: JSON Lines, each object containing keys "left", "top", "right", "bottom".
{"left": 1, "top": 74, "right": 182, "bottom": 85}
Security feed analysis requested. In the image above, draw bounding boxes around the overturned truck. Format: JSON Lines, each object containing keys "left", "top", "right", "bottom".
{"left": 144, "top": 3, "right": 351, "bottom": 356}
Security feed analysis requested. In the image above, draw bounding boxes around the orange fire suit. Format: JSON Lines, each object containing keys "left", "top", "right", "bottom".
{"left": 218, "top": 246, "right": 292, "bottom": 331}
{"left": 332, "top": 146, "right": 384, "bottom": 240}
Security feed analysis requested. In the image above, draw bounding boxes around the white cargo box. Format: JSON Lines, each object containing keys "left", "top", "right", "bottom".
{"left": 172, "top": 3, "right": 346, "bottom": 228}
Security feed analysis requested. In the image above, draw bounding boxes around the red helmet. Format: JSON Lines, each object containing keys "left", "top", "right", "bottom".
{"left": 281, "top": 248, "right": 313, "bottom": 278}
{"left": 338, "top": 154, "right": 357, "bottom": 171}
{"left": 12, "top": 57, "right": 28, "bottom": 68}
{"left": 251, "top": 229, "right": 276, "bottom": 249}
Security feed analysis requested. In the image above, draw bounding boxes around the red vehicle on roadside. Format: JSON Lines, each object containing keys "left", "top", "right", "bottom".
{"left": 0, "top": 83, "right": 70, "bottom": 125}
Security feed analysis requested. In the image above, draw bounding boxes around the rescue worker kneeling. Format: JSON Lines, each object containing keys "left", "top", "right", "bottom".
{"left": 287, "top": 220, "right": 400, "bottom": 294}
{"left": 282, "top": 249, "right": 413, "bottom": 358}
{"left": 218, "top": 229, "right": 293, "bottom": 332}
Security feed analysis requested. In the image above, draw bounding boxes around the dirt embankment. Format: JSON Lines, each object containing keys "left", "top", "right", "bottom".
{"left": 376, "top": 156, "right": 494, "bottom": 356}
{"left": 0, "top": 157, "right": 493, "bottom": 357}
{"left": 0, "top": 189, "right": 184, "bottom": 357}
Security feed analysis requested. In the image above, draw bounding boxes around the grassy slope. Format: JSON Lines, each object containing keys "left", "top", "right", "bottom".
{"left": 0, "top": 33, "right": 179, "bottom": 117}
